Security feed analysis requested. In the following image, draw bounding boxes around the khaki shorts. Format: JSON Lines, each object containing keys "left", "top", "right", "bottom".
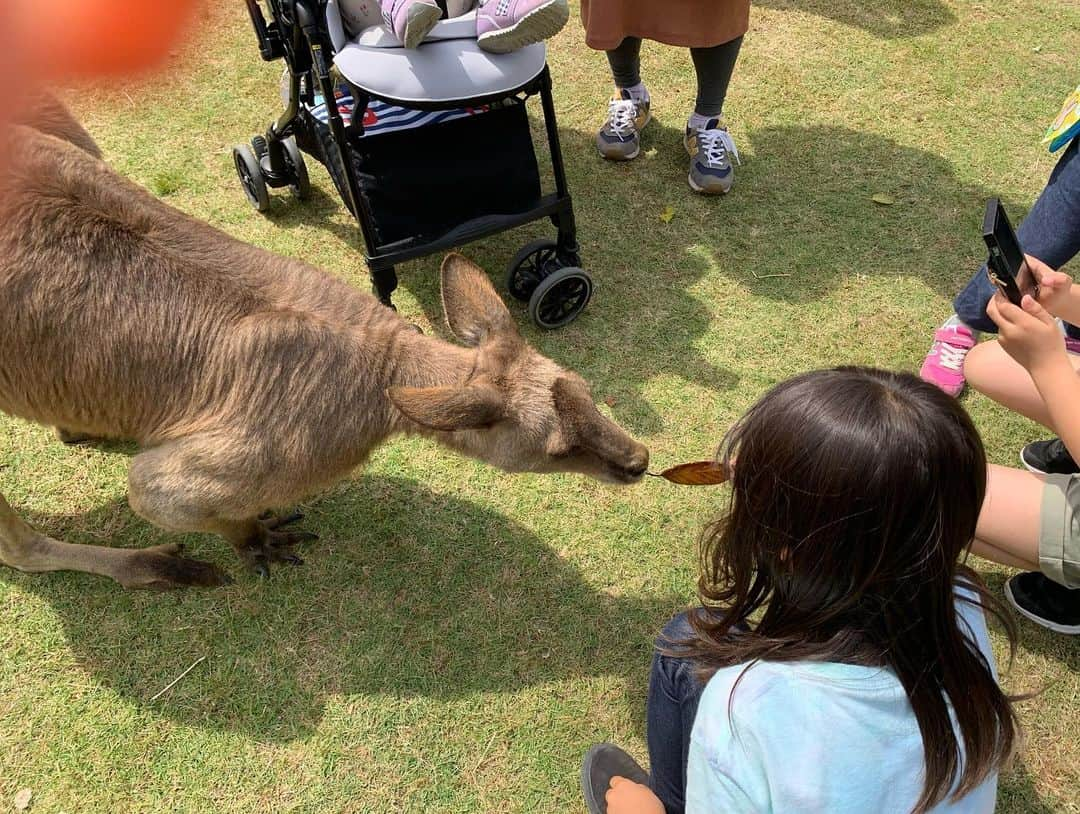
{"left": 1039, "top": 474, "right": 1080, "bottom": 589}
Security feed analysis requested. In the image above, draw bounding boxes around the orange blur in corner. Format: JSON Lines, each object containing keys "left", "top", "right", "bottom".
{"left": 6, "top": 0, "right": 201, "bottom": 81}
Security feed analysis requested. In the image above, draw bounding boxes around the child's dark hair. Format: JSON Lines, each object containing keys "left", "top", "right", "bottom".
{"left": 681, "top": 367, "right": 1019, "bottom": 814}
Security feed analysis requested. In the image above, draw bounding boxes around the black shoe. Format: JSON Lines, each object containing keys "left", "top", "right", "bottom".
{"left": 1005, "top": 571, "right": 1080, "bottom": 634}
{"left": 581, "top": 743, "right": 651, "bottom": 814}
{"left": 1020, "top": 438, "right": 1079, "bottom": 476}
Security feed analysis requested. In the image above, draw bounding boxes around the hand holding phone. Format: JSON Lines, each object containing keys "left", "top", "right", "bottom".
{"left": 983, "top": 198, "right": 1038, "bottom": 306}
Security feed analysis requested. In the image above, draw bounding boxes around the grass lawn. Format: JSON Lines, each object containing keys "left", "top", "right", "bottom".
{"left": 2, "top": 1, "right": 1078, "bottom": 811}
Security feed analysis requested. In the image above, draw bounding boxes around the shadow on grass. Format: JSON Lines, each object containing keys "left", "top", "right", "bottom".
{"left": 755, "top": 0, "right": 956, "bottom": 38}
{"left": 997, "top": 762, "right": 1066, "bottom": 814}
{"left": 1, "top": 476, "right": 682, "bottom": 743}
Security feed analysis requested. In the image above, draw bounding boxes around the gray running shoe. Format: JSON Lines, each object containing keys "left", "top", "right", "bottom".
{"left": 685, "top": 118, "right": 740, "bottom": 195}
{"left": 596, "top": 89, "right": 651, "bottom": 161}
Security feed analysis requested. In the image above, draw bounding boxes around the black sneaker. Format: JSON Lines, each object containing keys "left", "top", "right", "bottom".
{"left": 1005, "top": 571, "right": 1080, "bottom": 634}
{"left": 581, "top": 743, "right": 650, "bottom": 814}
{"left": 1020, "top": 438, "right": 1079, "bottom": 475}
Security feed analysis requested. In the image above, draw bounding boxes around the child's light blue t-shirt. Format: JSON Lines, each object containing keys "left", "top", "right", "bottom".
{"left": 686, "top": 586, "right": 998, "bottom": 814}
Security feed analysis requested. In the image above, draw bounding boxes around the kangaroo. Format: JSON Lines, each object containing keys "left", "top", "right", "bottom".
{"left": 0, "top": 98, "right": 649, "bottom": 589}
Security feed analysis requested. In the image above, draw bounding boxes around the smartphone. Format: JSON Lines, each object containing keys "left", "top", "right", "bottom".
{"left": 983, "top": 198, "right": 1037, "bottom": 306}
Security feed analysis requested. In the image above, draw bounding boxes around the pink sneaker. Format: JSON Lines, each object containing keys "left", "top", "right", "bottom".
{"left": 920, "top": 325, "right": 975, "bottom": 397}
{"left": 476, "top": 0, "right": 569, "bottom": 54}
{"left": 380, "top": 0, "right": 442, "bottom": 48}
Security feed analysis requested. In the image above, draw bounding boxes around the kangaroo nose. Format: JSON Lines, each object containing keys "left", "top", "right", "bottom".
{"left": 625, "top": 447, "right": 649, "bottom": 478}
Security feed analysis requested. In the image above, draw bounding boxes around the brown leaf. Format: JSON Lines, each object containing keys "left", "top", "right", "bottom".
{"left": 603, "top": 395, "right": 617, "bottom": 407}
{"left": 14, "top": 789, "right": 32, "bottom": 811}
{"left": 657, "top": 461, "right": 729, "bottom": 485}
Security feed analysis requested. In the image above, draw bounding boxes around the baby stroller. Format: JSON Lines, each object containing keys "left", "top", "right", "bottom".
{"left": 236, "top": 0, "right": 592, "bottom": 329}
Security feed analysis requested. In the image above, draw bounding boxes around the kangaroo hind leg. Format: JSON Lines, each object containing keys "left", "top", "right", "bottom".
{"left": 0, "top": 491, "right": 230, "bottom": 589}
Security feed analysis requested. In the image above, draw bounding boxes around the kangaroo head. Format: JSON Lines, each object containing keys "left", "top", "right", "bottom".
{"left": 387, "top": 254, "right": 649, "bottom": 484}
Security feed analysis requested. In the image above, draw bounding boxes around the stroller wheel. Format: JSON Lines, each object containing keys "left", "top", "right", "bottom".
{"left": 506, "top": 238, "right": 560, "bottom": 302}
{"left": 528, "top": 266, "right": 592, "bottom": 330}
{"left": 233, "top": 143, "right": 270, "bottom": 213}
{"left": 281, "top": 137, "right": 311, "bottom": 201}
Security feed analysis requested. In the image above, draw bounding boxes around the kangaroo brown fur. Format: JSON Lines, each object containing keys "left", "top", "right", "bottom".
{"left": 0, "top": 98, "right": 648, "bottom": 588}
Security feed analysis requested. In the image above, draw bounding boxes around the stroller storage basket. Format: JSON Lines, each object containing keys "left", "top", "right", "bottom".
{"left": 320, "top": 102, "right": 541, "bottom": 248}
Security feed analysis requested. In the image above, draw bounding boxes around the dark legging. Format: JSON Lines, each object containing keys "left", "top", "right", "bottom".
{"left": 605, "top": 35, "right": 744, "bottom": 117}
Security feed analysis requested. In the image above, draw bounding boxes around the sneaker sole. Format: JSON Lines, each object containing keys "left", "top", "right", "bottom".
{"left": 1019, "top": 449, "right": 1049, "bottom": 476}
{"left": 401, "top": 3, "right": 443, "bottom": 49}
{"left": 688, "top": 172, "right": 731, "bottom": 195}
{"left": 598, "top": 142, "right": 640, "bottom": 161}
{"left": 477, "top": 0, "right": 570, "bottom": 54}
{"left": 1004, "top": 578, "right": 1080, "bottom": 635}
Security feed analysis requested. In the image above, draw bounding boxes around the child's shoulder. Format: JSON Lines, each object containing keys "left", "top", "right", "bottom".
{"left": 694, "top": 658, "right": 905, "bottom": 751}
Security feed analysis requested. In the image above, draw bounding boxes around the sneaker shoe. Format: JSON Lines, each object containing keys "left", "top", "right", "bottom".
{"left": 919, "top": 324, "right": 975, "bottom": 397}
{"left": 580, "top": 743, "right": 651, "bottom": 814}
{"left": 685, "top": 118, "right": 740, "bottom": 195}
{"left": 380, "top": 0, "right": 442, "bottom": 48}
{"left": 1021, "top": 437, "right": 1079, "bottom": 475}
{"left": 596, "top": 90, "right": 651, "bottom": 161}
{"left": 476, "top": 0, "right": 569, "bottom": 54}
{"left": 1005, "top": 571, "right": 1080, "bottom": 634}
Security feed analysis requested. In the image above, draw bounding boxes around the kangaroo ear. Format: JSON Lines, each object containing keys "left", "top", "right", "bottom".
{"left": 387, "top": 384, "right": 506, "bottom": 431}
{"left": 440, "top": 253, "right": 518, "bottom": 346}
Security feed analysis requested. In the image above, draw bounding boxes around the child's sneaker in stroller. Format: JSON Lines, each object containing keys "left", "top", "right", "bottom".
{"left": 379, "top": 0, "right": 442, "bottom": 48}
{"left": 476, "top": 0, "right": 570, "bottom": 54}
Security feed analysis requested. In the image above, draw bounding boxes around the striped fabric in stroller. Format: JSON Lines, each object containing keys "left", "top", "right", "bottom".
{"left": 310, "top": 84, "right": 491, "bottom": 136}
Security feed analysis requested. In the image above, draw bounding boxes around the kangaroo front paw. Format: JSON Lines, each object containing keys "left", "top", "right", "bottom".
{"left": 238, "top": 521, "right": 320, "bottom": 579}
{"left": 122, "top": 543, "right": 233, "bottom": 590}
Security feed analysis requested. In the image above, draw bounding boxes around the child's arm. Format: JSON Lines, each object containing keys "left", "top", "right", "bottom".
{"left": 604, "top": 777, "right": 666, "bottom": 814}
{"left": 987, "top": 291, "right": 1080, "bottom": 462}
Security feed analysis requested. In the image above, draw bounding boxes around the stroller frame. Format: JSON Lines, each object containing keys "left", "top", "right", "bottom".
{"left": 238, "top": 0, "right": 591, "bottom": 328}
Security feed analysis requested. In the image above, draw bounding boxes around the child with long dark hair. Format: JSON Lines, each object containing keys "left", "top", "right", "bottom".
{"left": 581, "top": 367, "right": 1019, "bottom": 814}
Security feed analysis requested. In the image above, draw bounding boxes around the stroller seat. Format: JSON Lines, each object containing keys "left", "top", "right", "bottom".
{"left": 326, "top": 0, "right": 546, "bottom": 105}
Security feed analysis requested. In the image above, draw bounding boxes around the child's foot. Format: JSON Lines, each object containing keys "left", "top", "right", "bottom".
{"left": 580, "top": 743, "right": 651, "bottom": 814}
{"left": 380, "top": 0, "right": 442, "bottom": 48}
{"left": 476, "top": 0, "right": 570, "bottom": 54}
{"left": 1005, "top": 571, "right": 1080, "bottom": 635}
{"left": 596, "top": 89, "right": 651, "bottom": 161}
{"left": 685, "top": 117, "right": 739, "bottom": 195}
{"left": 1021, "top": 438, "right": 1079, "bottom": 476}
{"left": 919, "top": 324, "right": 975, "bottom": 397}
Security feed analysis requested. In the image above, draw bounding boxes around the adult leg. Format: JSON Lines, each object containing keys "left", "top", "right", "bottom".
{"left": 688, "top": 36, "right": 744, "bottom": 118}
{"left": 646, "top": 612, "right": 705, "bottom": 814}
{"left": 606, "top": 36, "right": 643, "bottom": 90}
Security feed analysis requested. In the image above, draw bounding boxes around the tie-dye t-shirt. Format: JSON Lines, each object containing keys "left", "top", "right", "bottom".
{"left": 686, "top": 584, "right": 998, "bottom": 813}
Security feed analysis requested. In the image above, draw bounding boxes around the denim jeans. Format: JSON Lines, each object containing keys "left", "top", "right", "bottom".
{"left": 646, "top": 612, "right": 705, "bottom": 814}
{"left": 953, "top": 136, "right": 1080, "bottom": 336}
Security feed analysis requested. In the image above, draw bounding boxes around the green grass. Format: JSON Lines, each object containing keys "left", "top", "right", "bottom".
{"left": 1, "top": 1, "right": 1079, "bottom": 811}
